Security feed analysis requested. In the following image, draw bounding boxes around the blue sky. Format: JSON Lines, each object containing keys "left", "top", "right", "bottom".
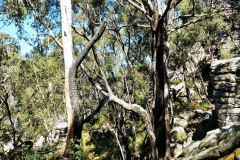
{"left": 0, "top": 22, "right": 34, "bottom": 56}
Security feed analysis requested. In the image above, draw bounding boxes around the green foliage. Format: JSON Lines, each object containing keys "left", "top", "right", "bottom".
{"left": 172, "top": 79, "right": 182, "bottom": 86}
{"left": 220, "top": 40, "right": 235, "bottom": 59}
{"left": 64, "top": 139, "right": 85, "bottom": 159}
{"left": 1, "top": 140, "right": 58, "bottom": 160}
{"left": 1, "top": 0, "right": 237, "bottom": 159}
{"left": 172, "top": 132, "right": 187, "bottom": 143}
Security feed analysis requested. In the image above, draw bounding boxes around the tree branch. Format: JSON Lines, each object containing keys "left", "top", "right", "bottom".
{"left": 72, "top": 21, "right": 107, "bottom": 71}
{"left": 80, "top": 61, "right": 157, "bottom": 159}
{"left": 169, "top": 14, "right": 211, "bottom": 34}
{"left": 127, "top": 0, "right": 152, "bottom": 21}
{"left": 72, "top": 25, "right": 90, "bottom": 41}
{"left": 82, "top": 97, "right": 108, "bottom": 124}
{"left": 160, "top": 0, "right": 172, "bottom": 21}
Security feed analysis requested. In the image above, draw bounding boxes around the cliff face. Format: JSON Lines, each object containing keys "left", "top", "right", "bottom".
{"left": 211, "top": 57, "right": 240, "bottom": 128}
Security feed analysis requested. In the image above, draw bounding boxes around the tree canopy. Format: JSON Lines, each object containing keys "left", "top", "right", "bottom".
{"left": 0, "top": 0, "right": 238, "bottom": 159}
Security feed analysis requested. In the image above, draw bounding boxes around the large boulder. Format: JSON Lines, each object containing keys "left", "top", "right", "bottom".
{"left": 218, "top": 125, "right": 240, "bottom": 155}
{"left": 175, "top": 124, "right": 240, "bottom": 160}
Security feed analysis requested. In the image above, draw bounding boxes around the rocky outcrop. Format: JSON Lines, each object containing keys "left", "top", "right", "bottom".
{"left": 211, "top": 57, "right": 240, "bottom": 128}
{"left": 170, "top": 110, "right": 217, "bottom": 157}
{"left": 175, "top": 124, "right": 240, "bottom": 160}
{"left": 33, "top": 121, "right": 68, "bottom": 150}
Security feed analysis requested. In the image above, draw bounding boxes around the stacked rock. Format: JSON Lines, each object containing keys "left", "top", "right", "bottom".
{"left": 211, "top": 57, "right": 240, "bottom": 128}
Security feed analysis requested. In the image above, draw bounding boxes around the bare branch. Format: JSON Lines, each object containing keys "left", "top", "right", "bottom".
{"left": 72, "top": 25, "right": 90, "bottom": 41}
{"left": 127, "top": 0, "right": 146, "bottom": 13}
{"left": 107, "top": 24, "right": 150, "bottom": 32}
{"left": 82, "top": 97, "right": 108, "bottom": 124}
{"left": 146, "top": 0, "right": 154, "bottom": 15}
{"left": 80, "top": 60, "right": 157, "bottom": 159}
{"left": 80, "top": 64, "right": 109, "bottom": 96}
{"left": 169, "top": 14, "right": 212, "bottom": 33}
{"left": 127, "top": 0, "right": 152, "bottom": 21}
{"left": 72, "top": 21, "right": 107, "bottom": 71}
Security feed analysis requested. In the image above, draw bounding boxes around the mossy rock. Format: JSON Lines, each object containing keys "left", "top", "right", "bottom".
{"left": 219, "top": 148, "right": 240, "bottom": 160}
{"left": 170, "top": 127, "right": 187, "bottom": 143}
{"left": 219, "top": 153, "right": 234, "bottom": 160}
{"left": 219, "top": 125, "right": 240, "bottom": 155}
{"left": 234, "top": 148, "right": 240, "bottom": 160}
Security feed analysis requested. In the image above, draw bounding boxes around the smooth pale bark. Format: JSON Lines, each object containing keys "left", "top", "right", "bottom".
{"left": 60, "top": 0, "right": 74, "bottom": 141}
{"left": 60, "top": 0, "right": 106, "bottom": 149}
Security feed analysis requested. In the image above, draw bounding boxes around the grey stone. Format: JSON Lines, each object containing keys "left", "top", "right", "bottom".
{"left": 212, "top": 74, "right": 236, "bottom": 82}
{"left": 219, "top": 125, "right": 240, "bottom": 155}
{"left": 170, "top": 143, "right": 183, "bottom": 157}
{"left": 175, "top": 82, "right": 185, "bottom": 97}
{"left": 175, "top": 141, "right": 201, "bottom": 159}
{"left": 215, "top": 97, "right": 235, "bottom": 104}
{"left": 211, "top": 57, "right": 240, "bottom": 73}
{"left": 213, "top": 84, "right": 235, "bottom": 91}
{"left": 34, "top": 136, "right": 45, "bottom": 148}
{"left": 56, "top": 122, "right": 68, "bottom": 130}
{"left": 213, "top": 90, "right": 235, "bottom": 97}
{"left": 3, "top": 142, "right": 14, "bottom": 152}
{"left": 173, "top": 117, "right": 188, "bottom": 128}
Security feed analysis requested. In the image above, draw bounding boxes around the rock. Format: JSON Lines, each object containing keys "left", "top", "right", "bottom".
{"left": 175, "top": 82, "right": 185, "bottom": 97}
{"left": 219, "top": 125, "right": 240, "bottom": 155}
{"left": 173, "top": 117, "right": 188, "bottom": 128}
{"left": 168, "top": 71, "right": 184, "bottom": 82}
{"left": 211, "top": 58, "right": 240, "bottom": 128}
{"left": 234, "top": 148, "right": 240, "bottom": 160}
{"left": 34, "top": 136, "right": 45, "bottom": 149}
{"left": 212, "top": 73, "right": 236, "bottom": 82}
{"left": 219, "top": 148, "right": 240, "bottom": 160}
{"left": 175, "top": 124, "right": 240, "bottom": 160}
{"left": 175, "top": 141, "right": 201, "bottom": 159}
{"left": 175, "top": 128, "right": 222, "bottom": 160}
{"left": 198, "top": 129, "right": 220, "bottom": 150}
{"left": 213, "top": 90, "right": 235, "bottom": 97}
{"left": 183, "top": 132, "right": 193, "bottom": 148}
{"left": 196, "top": 146, "right": 220, "bottom": 160}
{"left": 170, "top": 143, "right": 182, "bottom": 157}
{"left": 56, "top": 122, "right": 68, "bottom": 130}
{"left": 211, "top": 57, "right": 240, "bottom": 73}
{"left": 3, "top": 142, "right": 14, "bottom": 152}
{"left": 189, "top": 90, "right": 196, "bottom": 99}
{"left": 170, "top": 127, "right": 187, "bottom": 143}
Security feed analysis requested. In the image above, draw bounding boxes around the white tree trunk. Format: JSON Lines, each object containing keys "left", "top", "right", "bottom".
{"left": 60, "top": 0, "right": 74, "bottom": 140}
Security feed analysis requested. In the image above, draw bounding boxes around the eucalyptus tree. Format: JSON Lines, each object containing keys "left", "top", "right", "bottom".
{"left": 0, "top": 33, "right": 23, "bottom": 152}
{"left": 1, "top": 0, "right": 231, "bottom": 159}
